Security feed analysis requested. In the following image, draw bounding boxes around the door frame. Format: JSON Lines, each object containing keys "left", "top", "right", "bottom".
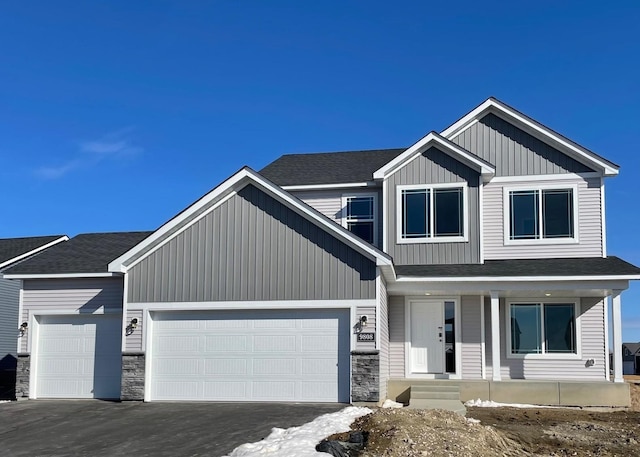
{"left": 404, "top": 296, "right": 461, "bottom": 379}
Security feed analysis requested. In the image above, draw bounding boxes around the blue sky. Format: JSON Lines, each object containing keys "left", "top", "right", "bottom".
{"left": 1, "top": 2, "right": 640, "bottom": 339}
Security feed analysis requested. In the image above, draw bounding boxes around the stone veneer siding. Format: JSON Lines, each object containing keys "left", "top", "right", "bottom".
{"left": 16, "top": 354, "right": 30, "bottom": 399}
{"left": 121, "top": 353, "right": 145, "bottom": 400}
{"left": 351, "top": 350, "right": 380, "bottom": 402}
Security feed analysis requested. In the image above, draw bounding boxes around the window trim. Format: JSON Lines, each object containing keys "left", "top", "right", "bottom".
{"left": 396, "top": 183, "right": 469, "bottom": 244}
{"left": 502, "top": 183, "right": 579, "bottom": 246}
{"left": 505, "top": 299, "right": 582, "bottom": 360}
{"left": 341, "top": 193, "right": 378, "bottom": 245}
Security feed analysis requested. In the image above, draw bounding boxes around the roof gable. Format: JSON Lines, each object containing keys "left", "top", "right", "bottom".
{"left": 0, "top": 235, "right": 68, "bottom": 270}
{"left": 440, "top": 97, "right": 618, "bottom": 176}
{"left": 108, "top": 167, "right": 393, "bottom": 273}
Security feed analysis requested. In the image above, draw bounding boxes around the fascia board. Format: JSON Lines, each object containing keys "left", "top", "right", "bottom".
{"left": 0, "top": 236, "right": 69, "bottom": 270}
{"left": 441, "top": 98, "right": 619, "bottom": 176}
{"left": 2, "top": 272, "right": 120, "bottom": 279}
{"left": 395, "top": 275, "right": 640, "bottom": 282}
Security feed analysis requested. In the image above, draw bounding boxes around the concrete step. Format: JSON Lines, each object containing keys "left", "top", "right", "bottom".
{"left": 411, "top": 385, "right": 459, "bottom": 393}
{"left": 408, "top": 399, "right": 467, "bottom": 415}
{"left": 411, "top": 390, "right": 461, "bottom": 400}
{"left": 409, "top": 380, "right": 460, "bottom": 387}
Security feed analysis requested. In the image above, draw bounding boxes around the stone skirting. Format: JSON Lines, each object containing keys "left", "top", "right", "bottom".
{"left": 351, "top": 351, "right": 379, "bottom": 402}
{"left": 16, "top": 354, "right": 30, "bottom": 399}
{"left": 121, "top": 353, "right": 145, "bottom": 400}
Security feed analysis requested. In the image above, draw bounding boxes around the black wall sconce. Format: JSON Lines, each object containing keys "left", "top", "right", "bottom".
{"left": 18, "top": 322, "right": 28, "bottom": 337}
{"left": 125, "top": 318, "right": 138, "bottom": 336}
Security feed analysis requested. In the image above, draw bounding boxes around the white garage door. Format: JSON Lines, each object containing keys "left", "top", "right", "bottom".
{"left": 150, "top": 309, "right": 350, "bottom": 402}
{"left": 36, "top": 314, "right": 122, "bottom": 399}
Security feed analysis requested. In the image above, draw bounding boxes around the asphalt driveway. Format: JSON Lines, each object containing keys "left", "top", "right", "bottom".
{"left": 0, "top": 400, "right": 345, "bottom": 456}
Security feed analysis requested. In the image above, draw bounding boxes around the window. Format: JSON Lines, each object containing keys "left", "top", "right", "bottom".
{"left": 507, "top": 187, "right": 576, "bottom": 242}
{"left": 508, "top": 302, "right": 578, "bottom": 357}
{"left": 343, "top": 195, "right": 376, "bottom": 244}
{"left": 398, "top": 184, "right": 466, "bottom": 243}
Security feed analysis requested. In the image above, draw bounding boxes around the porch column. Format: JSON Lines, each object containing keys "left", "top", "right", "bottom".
{"left": 490, "top": 291, "right": 501, "bottom": 381}
{"left": 612, "top": 290, "right": 623, "bottom": 383}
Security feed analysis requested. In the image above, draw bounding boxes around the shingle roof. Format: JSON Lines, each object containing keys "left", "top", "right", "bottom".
{"left": 0, "top": 235, "right": 66, "bottom": 267}
{"left": 3, "top": 232, "right": 152, "bottom": 274}
{"left": 260, "top": 148, "right": 406, "bottom": 186}
{"left": 623, "top": 343, "right": 640, "bottom": 355}
{"left": 395, "top": 257, "right": 640, "bottom": 277}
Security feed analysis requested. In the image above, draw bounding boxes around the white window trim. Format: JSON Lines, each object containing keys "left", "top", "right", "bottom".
{"left": 396, "top": 183, "right": 469, "bottom": 244}
{"left": 505, "top": 299, "right": 582, "bottom": 360}
{"left": 341, "top": 192, "right": 378, "bottom": 246}
{"left": 502, "top": 183, "right": 579, "bottom": 246}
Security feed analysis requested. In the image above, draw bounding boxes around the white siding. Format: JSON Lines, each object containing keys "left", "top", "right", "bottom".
{"left": 124, "top": 309, "right": 144, "bottom": 352}
{"left": 485, "top": 297, "right": 606, "bottom": 380}
{"left": 388, "top": 296, "right": 405, "bottom": 378}
{"left": 291, "top": 190, "right": 343, "bottom": 222}
{"left": 460, "top": 295, "right": 482, "bottom": 379}
{"left": 21, "top": 278, "right": 124, "bottom": 353}
{"left": 483, "top": 177, "right": 603, "bottom": 259}
{"left": 378, "top": 277, "right": 389, "bottom": 400}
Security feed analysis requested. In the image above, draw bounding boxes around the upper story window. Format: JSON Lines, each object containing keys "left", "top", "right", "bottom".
{"left": 397, "top": 184, "right": 468, "bottom": 243}
{"left": 342, "top": 194, "right": 376, "bottom": 245}
{"left": 504, "top": 185, "right": 577, "bottom": 244}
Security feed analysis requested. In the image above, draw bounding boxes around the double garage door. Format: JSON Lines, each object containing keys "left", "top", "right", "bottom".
{"left": 150, "top": 309, "right": 350, "bottom": 402}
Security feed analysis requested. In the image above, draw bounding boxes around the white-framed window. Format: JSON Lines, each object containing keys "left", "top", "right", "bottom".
{"left": 342, "top": 193, "right": 377, "bottom": 245}
{"left": 396, "top": 183, "right": 468, "bottom": 244}
{"left": 506, "top": 300, "right": 581, "bottom": 359}
{"left": 503, "top": 184, "right": 578, "bottom": 245}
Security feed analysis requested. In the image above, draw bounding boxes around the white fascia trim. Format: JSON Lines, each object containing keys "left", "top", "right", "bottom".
{"left": 478, "top": 175, "right": 485, "bottom": 263}
{"left": 2, "top": 272, "right": 120, "bottom": 279}
{"left": 109, "top": 167, "right": 393, "bottom": 272}
{"left": 490, "top": 172, "right": 602, "bottom": 183}
{"left": 283, "top": 182, "right": 375, "bottom": 190}
{"left": 0, "top": 236, "right": 69, "bottom": 270}
{"left": 440, "top": 98, "right": 618, "bottom": 176}
{"left": 395, "top": 275, "right": 640, "bottom": 282}
{"left": 373, "top": 132, "right": 495, "bottom": 181}
{"left": 127, "top": 299, "right": 376, "bottom": 311}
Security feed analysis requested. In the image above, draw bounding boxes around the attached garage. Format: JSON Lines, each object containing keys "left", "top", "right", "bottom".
{"left": 34, "top": 314, "right": 122, "bottom": 399}
{"left": 149, "top": 309, "right": 350, "bottom": 402}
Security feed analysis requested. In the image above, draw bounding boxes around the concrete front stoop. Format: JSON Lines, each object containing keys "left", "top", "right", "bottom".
{"left": 408, "top": 383, "right": 466, "bottom": 415}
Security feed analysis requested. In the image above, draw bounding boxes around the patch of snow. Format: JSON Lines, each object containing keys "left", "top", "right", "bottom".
{"left": 381, "top": 399, "right": 404, "bottom": 409}
{"left": 224, "top": 406, "right": 372, "bottom": 457}
{"left": 466, "top": 417, "right": 481, "bottom": 424}
{"left": 0, "top": 400, "right": 10, "bottom": 404}
{"left": 464, "top": 398, "right": 556, "bottom": 408}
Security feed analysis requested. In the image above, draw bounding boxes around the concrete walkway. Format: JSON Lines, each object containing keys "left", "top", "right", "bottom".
{"left": 0, "top": 400, "right": 345, "bottom": 456}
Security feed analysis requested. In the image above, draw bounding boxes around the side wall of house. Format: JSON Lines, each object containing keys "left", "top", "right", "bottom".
{"left": 0, "top": 278, "right": 20, "bottom": 360}
{"left": 460, "top": 295, "right": 483, "bottom": 379}
{"left": 378, "top": 276, "right": 389, "bottom": 400}
{"left": 385, "top": 147, "right": 481, "bottom": 265}
{"left": 389, "top": 296, "right": 405, "bottom": 378}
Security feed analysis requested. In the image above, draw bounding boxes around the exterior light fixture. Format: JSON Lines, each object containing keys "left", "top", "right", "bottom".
{"left": 544, "top": 293, "right": 552, "bottom": 297}
{"left": 125, "top": 318, "right": 139, "bottom": 336}
{"left": 424, "top": 292, "right": 431, "bottom": 296}
{"left": 359, "top": 315, "right": 368, "bottom": 328}
{"left": 18, "top": 322, "right": 28, "bottom": 336}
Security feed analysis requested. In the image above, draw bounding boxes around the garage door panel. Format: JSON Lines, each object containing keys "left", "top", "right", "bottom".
{"left": 151, "top": 309, "right": 349, "bottom": 402}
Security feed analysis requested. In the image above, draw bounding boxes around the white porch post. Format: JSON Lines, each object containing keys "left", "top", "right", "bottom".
{"left": 490, "top": 291, "right": 501, "bottom": 381}
{"left": 612, "top": 290, "right": 623, "bottom": 383}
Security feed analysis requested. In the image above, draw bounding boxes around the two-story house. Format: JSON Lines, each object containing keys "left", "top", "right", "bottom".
{"left": 4, "top": 98, "right": 639, "bottom": 406}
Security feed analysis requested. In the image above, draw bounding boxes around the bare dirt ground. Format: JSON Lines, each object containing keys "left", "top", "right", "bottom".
{"left": 329, "top": 380, "right": 640, "bottom": 456}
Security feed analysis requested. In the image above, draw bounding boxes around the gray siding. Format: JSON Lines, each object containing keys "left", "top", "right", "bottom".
{"left": 386, "top": 147, "right": 481, "bottom": 264}
{"left": 485, "top": 297, "right": 606, "bottom": 381}
{"left": 460, "top": 295, "right": 482, "bottom": 379}
{"left": 378, "top": 277, "right": 389, "bottom": 399}
{"left": 128, "top": 184, "right": 376, "bottom": 303}
{"left": 451, "top": 113, "right": 594, "bottom": 176}
{"left": 484, "top": 176, "right": 603, "bottom": 259}
{"left": 292, "top": 188, "right": 383, "bottom": 250}
{"left": 20, "top": 278, "right": 124, "bottom": 353}
{"left": 0, "top": 278, "right": 20, "bottom": 360}
{"left": 388, "top": 296, "right": 405, "bottom": 378}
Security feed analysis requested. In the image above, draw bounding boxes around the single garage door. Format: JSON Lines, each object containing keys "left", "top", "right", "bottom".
{"left": 36, "top": 314, "right": 122, "bottom": 399}
{"left": 150, "top": 309, "right": 350, "bottom": 402}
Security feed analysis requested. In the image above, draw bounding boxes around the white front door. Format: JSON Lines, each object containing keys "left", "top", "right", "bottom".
{"left": 409, "top": 300, "right": 444, "bottom": 374}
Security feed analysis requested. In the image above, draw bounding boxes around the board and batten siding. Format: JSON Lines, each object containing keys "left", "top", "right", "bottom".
{"left": 124, "top": 308, "right": 144, "bottom": 352}
{"left": 451, "top": 113, "right": 594, "bottom": 176}
{"left": 20, "top": 278, "right": 124, "bottom": 353}
{"left": 460, "top": 295, "right": 482, "bottom": 379}
{"left": 378, "top": 277, "right": 389, "bottom": 399}
{"left": 386, "top": 147, "right": 481, "bottom": 265}
{"left": 484, "top": 297, "right": 606, "bottom": 380}
{"left": 0, "top": 278, "right": 21, "bottom": 359}
{"left": 483, "top": 177, "right": 602, "bottom": 259}
{"left": 128, "top": 184, "right": 376, "bottom": 303}
{"left": 292, "top": 188, "right": 384, "bottom": 250}
{"left": 388, "top": 296, "right": 405, "bottom": 378}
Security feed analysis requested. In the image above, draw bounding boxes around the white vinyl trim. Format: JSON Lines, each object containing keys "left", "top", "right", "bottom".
{"left": 394, "top": 275, "right": 640, "bottom": 282}
{"left": 2, "top": 272, "right": 119, "bottom": 279}
{"left": 382, "top": 180, "right": 388, "bottom": 252}
{"left": 121, "top": 273, "right": 129, "bottom": 352}
{"left": 143, "top": 308, "right": 153, "bottom": 402}
{"left": 128, "top": 299, "right": 376, "bottom": 311}
{"left": 341, "top": 192, "right": 378, "bottom": 246}
{"left": 478, "top": 175, "right": 484, "bottom": 263}
{"left": 17, "top": 287, "right": 24, "bottom": 353}
{"left": 283, "top": 182, "right": 375, "bottom": 190}
{"left": 375, "top": 271, "right": 381, "bottom": 350}
{"left": 0, "top": 236, "right": 69, "bottom": 270}
{"left": 604, "top": 297, "right": 610, "bottom": 378}
{"left": 601, "top": 178, "right": 607, "bottom": 257}
{"left": 479, "top": 295, "right": 486, "bottom": 380}
{"left": 489, "top": 172, "right": 602, "bottom": 183}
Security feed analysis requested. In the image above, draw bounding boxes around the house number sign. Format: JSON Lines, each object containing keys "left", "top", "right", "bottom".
{"left": 357, "top": 332, "right": 375, "bottom": 342}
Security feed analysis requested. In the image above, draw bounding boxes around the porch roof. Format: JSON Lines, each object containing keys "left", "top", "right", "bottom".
{"left": 395, "top": 256, "right": 640, "bottom": 278}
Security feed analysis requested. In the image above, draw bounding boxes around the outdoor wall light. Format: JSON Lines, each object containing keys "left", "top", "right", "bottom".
{"left": 125, "top": 318, "right": 138, "bottom": 336}
{"left": 359, "top": 315, "right": 368, "bottom": 328}
{"left": 18, "top": 322, "right": 28, "bottom": 337}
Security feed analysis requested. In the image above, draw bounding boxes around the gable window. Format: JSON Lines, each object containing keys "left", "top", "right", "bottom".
{"left": 397, "top": 184, "right": 467, "bottom": 243}
{"left": 507, "top": 301, "right": 579, "bottom": 358}
{"left": 342, "top": 194, "right": 376, "bottom": 244}
{"left": 505, "top": 186, "right": 577, "bottom": 243}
